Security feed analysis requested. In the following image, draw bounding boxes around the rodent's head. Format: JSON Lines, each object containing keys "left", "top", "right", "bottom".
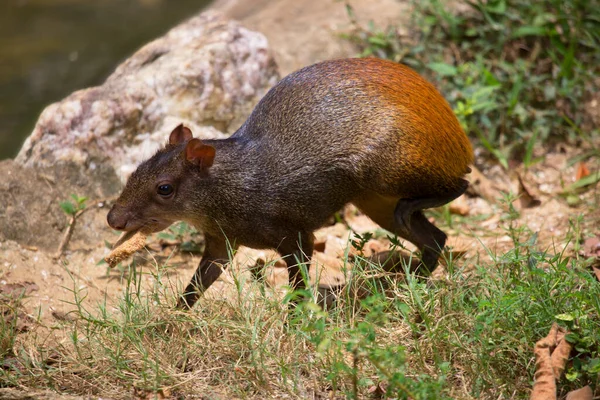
{"left": 107, "top": 124, "right": 216, "bottom": 233}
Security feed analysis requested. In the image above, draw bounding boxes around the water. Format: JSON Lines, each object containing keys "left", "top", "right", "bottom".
{"left": 0, "top": 0, "right": 211, "bottom": 160}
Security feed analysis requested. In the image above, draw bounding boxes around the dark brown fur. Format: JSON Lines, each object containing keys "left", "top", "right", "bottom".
{"left": 107, "top": 58, "right": 474, "bottom": 308}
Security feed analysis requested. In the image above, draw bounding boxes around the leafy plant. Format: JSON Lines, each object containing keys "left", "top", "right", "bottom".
{"left": 345, "top": 0, "right": 600, "bottom": 165}
{"left": 156, "top": 221, "right": 202, "bottom": 253}
{"left": 59, "top": 194, "right": 87, "bottom": 216}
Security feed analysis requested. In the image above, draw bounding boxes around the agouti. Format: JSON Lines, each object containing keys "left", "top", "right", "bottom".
{"left": 107, "top": 58, "right": 473, "bottom": 309}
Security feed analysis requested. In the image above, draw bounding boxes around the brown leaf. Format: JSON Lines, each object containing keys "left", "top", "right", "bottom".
{"left": 443, "top": 237, "right": 471, "bottom": 261}
{"left": 365, "top": 249, "right": 420, "bottom": 275}
{"left": 367, "top": 382, "right": 387, "bottom": 398}
{"left": 322, "top": 235, "right": 357, "bottom": 259}
{"left": 592, "top": 266, "right": 600, "bottom": 282}
{"left": 517, "top": 174, "right": 542, "bottom": 209}
{"left": 133, "top": 387, "right": 171, "bottom": 400}
{"left": 346, "top": 214, "right": 380, "bottom": 234}
{"left": 466, "top": 166, "right": 505, "bottom": 204}
{"left": 582, "top": 236, "right": 600, "bottom": 258}
{"left": 531, "top": 323, "right": 560, "bottom": 400}
{"left": 0, "top": 282, "right": 39, "bottom": 297}
{"left": 237, "top": 248, "right": 287, "bottom": 287}
{"left": 550, "top": 332, "right": 572, "bottom": 379}
{"left": 311, "top": 252, "right": 348, "bottom": 288}
{"left": 51, "top": 310, "right": 78, "bottom": 322}
{"left": 448, "top": 194, "right": 470, "bottom": 216}
{"left": 565, "top": 386, "right": 593, "bottom": 400}
{"left": 575, "top": 162, "right": 590, "bottom": 181}
{"left": 363, "top": 239, "right": 387, "bottom": 257}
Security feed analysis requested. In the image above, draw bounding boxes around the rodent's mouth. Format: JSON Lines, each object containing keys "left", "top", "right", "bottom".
{"left": 117, "top": 219, "right": 171, "bottom": 234}
{"left": 143, "top": 219, "right": 173, "bottom": 233}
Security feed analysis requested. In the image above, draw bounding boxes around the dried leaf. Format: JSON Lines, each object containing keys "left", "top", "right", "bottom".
{"left": 550, "top": 332, "right": 572, "bottom": 379}
{"left": 322, "top": 235, "right": 356, "bottom": 259}
{"left": 237, "top": 248, "right": 287, "bottom": 286}
{"left": 575, "top": 162, "right": 590, "bottom": 181}
{"left": 346, "top": 214, "right": 380, "bottom": 234}
{"left": 264, "top": 264, "right": 289, "bottom": 288}
{"left": 517, "top": 174, "right": 542, "bottom": 209}
{"left": 565, "top": 386, "right": 593, "bottom": 400}
{"left": 133, "top": 387, "right": 170, "bottom": 400}
{"left": 311, "top": 252, "right": 347, "bottom": 288}
{"left": 466, "top": 166, "right": 505, "bottom": 205}
{"left": 444, "top": 237, "right": 472, "bottom": 260}
{"left": 449, "top": 194, "right": 470, "bottom": 216}
{"left": 0, "top": 282, "right": 39, "bottom": 297}
{"left": 531, "top": 324, "right": 559, "bottom": 400}
{"left": 51, "top": 310, "right": 77, "bottom": 322}
{"left": 582, "top": 236, "right": 600, "bottom": 258}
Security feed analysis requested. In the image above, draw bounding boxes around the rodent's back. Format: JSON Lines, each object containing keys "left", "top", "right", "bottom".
{"left": 235, "top": 58, "right": 473, "bottom": 199}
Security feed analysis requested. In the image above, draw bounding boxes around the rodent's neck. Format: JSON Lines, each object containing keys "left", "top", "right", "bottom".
{"left": 203, "top": 136, "right": 254, "bottom": 176}
{"left": 185, "top": 136, "right": 261, "bottom": 231}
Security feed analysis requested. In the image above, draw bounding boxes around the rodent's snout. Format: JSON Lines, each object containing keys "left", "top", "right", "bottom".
{"left": 107, "top": 204, "right": 130, "bottom": 231}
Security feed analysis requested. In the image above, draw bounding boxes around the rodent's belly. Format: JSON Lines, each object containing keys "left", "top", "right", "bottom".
{"left": 228, "top": 184, "right": 355, "bottom": 249}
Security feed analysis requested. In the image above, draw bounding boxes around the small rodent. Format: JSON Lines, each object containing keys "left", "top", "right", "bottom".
{"left": 107, "top": 58, "right": 473, "bottom": 309}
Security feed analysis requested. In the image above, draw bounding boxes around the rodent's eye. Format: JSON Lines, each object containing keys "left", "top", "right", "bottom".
{"left": 157, "top": 184, "right": 174, "bottom": 197}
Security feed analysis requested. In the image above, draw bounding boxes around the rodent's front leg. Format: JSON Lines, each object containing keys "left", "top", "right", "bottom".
{"left": 176, "top": 237, "right": 230, "bottom": 309}
{"left": 278, "top": 231, "right": 315, "bottom": 291}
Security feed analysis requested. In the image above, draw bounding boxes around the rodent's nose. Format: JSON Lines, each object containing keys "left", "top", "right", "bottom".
{"left": 107, "top": 205, "right": 128, "bottom": 231}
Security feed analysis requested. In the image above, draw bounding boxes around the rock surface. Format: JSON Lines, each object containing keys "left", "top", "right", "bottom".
{"left": 213, "top": 0, "right": 408, "bottom": 75}
{"left": 16, "top": 11, "right": 278, "bottom": 181}
{"left": 0, "top": 159, "right": 120, "bottom": 250}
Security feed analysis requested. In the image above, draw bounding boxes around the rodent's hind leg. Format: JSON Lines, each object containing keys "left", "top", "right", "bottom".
{"left": 394, "top": 178, "right": 469, "bottom": 230}
{"left": 392, "top": 179, "right": 469, "bottom": 273}
{"left": 353, "top": 196, "right": 421, "bottom": 272}
{"left": 277, "top": 231, "right": 315, "bottom": 291}
{"left": 394, "top": 210, "right": 447, "bottom": 275}
{"left": 177, "top": 237, "right": 231, "bottom": 309}
{"left": 354, "top": 186, "right": 463, "bottom": 275}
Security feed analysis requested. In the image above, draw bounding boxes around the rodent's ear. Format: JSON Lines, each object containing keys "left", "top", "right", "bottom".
{"left": 169, "top": 124, "right": 193, "bottom": 145}
{"left": 185, "top": 138, "right": 216, "bottom": 168}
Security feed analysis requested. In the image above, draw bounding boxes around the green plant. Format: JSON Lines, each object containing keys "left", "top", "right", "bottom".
{"left": 156, "top": 221, "right": 203, "bottom": 253}
{"left": 293, "top": 289, "right": 452, "bottom": 399}
{"left": 0, "top": 299, "right": 20, "bottom": 360}
{"left": 55, "top": 194, "right": 89, "bottom": 258}
{"left": 345, "top": 0, "right": 600, "bottom": 165}
{"left": 59, "top": 194, "right": 87, "bottom": 216}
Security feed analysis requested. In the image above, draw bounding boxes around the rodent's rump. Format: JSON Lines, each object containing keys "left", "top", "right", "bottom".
{"left": 107, "top": 57, "right": 474, "bottom": 309}
{"left": 235, "top": 58, "right": 473, "bottom": 198}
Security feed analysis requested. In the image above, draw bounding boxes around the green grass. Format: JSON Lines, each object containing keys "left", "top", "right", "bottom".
{"left": 0, "top": 297, "right": 21, "bottom": 364}
{"left": 344, "top": 0, "right": 600, "bottom": 167}
{"left": 1, "top": 211, "right": 598, "bottom": 398}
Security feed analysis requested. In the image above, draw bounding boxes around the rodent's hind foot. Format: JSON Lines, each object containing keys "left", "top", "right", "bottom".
{"left": 393, "top": 210, "right": 447, "bottom": 276}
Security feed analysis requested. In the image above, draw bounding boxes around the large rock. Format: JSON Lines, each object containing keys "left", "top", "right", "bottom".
{"left": 3, "top": 11, "right": 278, "bottom": 250}
{"left": 0, "top": 158, "right": 120, "bottom": 250}
{"left": 16, "top": 11, "right": 279, "bottom": 180}
{"left": 213, "top": 0, "right": 408, "bottom": 75}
